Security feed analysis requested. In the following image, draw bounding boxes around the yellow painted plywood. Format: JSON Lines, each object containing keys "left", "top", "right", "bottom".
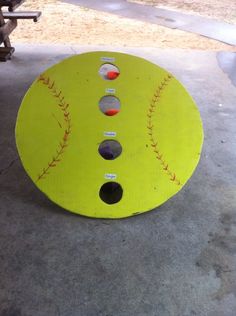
{"left": 15, "top": 51, "right": 203, "bottom": 218}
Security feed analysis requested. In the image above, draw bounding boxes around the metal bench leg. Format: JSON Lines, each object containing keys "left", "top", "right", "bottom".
{"left": 4, "top": 36, "right": 11, "bottom": 47}
{"left": 0, "top": 8, "right": 15, "bottom": 61}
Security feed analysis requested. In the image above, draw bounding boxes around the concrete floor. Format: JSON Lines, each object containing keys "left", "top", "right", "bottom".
{"left": 66, "top": 0, "right": 236, "bottom": 45}
{"left": 0, "top": 45, "right": 236, "bottom": 316}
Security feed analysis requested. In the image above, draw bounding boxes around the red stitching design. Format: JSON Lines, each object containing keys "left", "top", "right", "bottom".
{"left": 147, "top": 74, "right": 181, "bottom": 186}
{"left": 36, "top": 74, "right": 72, "bottom": 181}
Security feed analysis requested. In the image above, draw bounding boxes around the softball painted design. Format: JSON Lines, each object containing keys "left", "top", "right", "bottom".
{"left": 15, "top": 51, "right": 203, "bottom": 218}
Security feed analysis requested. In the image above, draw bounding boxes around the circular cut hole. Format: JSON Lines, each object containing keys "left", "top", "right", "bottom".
{"left": 99, "top": 182, "right": 123, "bottom": 204}
{"left": 98, "top": 140, "right": 122, "bottom": 160}
{"left": 99, "top": 95, "right": 120, "bottom": 116}
{"left": 99, "top": 63, "right": 120, "bottom": 80}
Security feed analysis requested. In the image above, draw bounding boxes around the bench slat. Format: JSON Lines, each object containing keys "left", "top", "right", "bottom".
{"left": 0, "top": 0, "right": 26, "bottom": 12}
{"left": 3, "top": 11, "right": 42, "bottom": 22}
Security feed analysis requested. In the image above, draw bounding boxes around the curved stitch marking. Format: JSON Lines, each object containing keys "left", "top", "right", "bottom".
{"left": 36, "top": 74, "right": 72, "bottom": 182}
{"left": 147, "top": 74, "right": 181, "bottom": 186}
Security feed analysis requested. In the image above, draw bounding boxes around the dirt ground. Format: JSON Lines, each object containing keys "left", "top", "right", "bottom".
{"left": 9, "top": 0, "right": 236, "bottom": 51}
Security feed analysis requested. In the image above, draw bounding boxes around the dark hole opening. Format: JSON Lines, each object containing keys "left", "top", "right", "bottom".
{"left": 99, "top": 182, "right": 123, "bottom": 204}
{"left": 98, "top": 140, "right": 122, "bottom": 160}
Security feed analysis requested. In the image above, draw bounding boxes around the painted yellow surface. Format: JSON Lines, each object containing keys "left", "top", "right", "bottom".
{"left": 15, "top": 51, "right": 203, "bottom": 218}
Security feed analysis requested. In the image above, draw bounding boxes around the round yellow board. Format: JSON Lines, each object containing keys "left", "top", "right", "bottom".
{"left": 15, "top": 51, "right": 203, "bottom": 218}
